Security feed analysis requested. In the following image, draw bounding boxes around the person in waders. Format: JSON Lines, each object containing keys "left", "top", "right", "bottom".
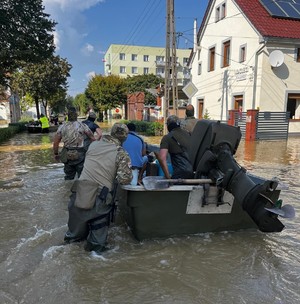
{"left": 52, "top": 107, "right": 95, "bottom": 180}
{"left": 64, "top": 123, "right": 132, "bottom": 254}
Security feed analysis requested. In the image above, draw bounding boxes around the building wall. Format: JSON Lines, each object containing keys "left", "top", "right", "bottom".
{"left": 104, "top": 44, "right": 191, "bottom": 86}
{"left": 259, "top": 44, "right": 300, "bottom": 113}
{"left": 190, "top": 0, "right": 300, "bottom": 127}
{"left": 190, "top": 0, "right": 263, "bottom": 120}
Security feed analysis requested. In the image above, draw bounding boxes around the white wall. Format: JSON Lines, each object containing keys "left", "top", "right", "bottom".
{"left": 190, "top": 0, "right": 264, "bottom": 120}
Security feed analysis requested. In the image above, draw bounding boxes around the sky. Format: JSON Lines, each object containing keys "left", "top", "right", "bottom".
{"left": 43, "top": 0, "right": 209, "bottom": 97}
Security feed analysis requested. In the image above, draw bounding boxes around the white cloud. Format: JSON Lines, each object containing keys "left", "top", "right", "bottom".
{"left": 81, "top": 43, "right": 95, "bottom": 56}
{"left": 43, "top": 0, "right": 105, "bottom": 12}
{"left": 53, "top": 30, "right": 61, "bottom": 50}
{"left": 86, "top": 71, "right": 96, "bottom": 79}
{"left": 42, "top": 0, "right": 104, "bottom": 51}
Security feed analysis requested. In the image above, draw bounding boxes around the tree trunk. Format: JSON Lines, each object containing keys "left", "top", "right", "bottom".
{"left": 35, "top": 98, "right": 40, "bottom": 119}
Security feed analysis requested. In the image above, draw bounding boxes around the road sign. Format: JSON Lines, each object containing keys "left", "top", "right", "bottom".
{"left": 182, "top": 81, "right": 198, "bottom": 99}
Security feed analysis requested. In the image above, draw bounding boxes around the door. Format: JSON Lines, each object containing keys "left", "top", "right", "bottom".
{"left": 198, "top": 99, "right": 204, "bottom": 119}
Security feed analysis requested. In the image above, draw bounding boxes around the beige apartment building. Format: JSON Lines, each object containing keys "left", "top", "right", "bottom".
{"left": 103, "top": 44, "right": 192, "bottom": 87}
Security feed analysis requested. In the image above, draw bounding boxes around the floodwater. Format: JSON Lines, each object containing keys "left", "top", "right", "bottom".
{"left": 0, "top": 127, "right": 300, "bottom": 304}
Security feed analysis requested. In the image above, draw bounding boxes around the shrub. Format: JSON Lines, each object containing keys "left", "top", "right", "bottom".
{"left": 120, "top": 120, "right": 164, "bottom": 136}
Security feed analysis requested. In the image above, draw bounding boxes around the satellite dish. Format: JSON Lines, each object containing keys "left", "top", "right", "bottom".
{"left": 269, "top": 50, "right": 284, "bottom": 68}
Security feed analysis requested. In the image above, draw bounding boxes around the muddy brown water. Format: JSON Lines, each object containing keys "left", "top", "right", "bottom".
{"left": 0, "top": 128, "right": 300, "bottom": 304}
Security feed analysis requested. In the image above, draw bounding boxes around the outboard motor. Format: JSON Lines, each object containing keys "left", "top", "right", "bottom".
{"left": 189, "top": 120, "right": 285, "bottom": 232}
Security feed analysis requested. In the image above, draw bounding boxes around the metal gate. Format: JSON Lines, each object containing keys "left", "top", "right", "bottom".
{"left": 256, "top": 112, "right": 289, "bottom": 140}
{"left": 234, "top": 111, "right": 289, "bottom": 140}
{"left": 234, "top": 112, "right": 246, "bottom": 137}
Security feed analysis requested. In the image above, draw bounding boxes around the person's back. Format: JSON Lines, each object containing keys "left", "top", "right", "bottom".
{"left": 39, "top": 114, "right": 49, "bottom": 133}
{"left": 82, "top": 112, "right": 102, "bottom": 137}
{"left": 181, "top": 104, "right": 198, "bottom": 134}
{"left": 123, "top": 134, "right": 145, "bottom": 168}
{"left": 158, "top": 115, "right": 194, "bottom": 179}
{"left": 122, "top": 123, "right": 147, "bottom": 185}
{"left": 53, "top": 107, "right": 95, "bottom": 180}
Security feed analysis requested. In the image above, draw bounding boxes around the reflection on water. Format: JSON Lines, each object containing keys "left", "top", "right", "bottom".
{"left": 0, "top": 130, "right": 300, "bottom": 304}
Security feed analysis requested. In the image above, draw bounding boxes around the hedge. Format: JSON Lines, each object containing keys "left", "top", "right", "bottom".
{"left": 121, "top": 120, "right": 163, "bottom": 136}
{"left": 0, "top": 123, "right": 27, "bottom": 143}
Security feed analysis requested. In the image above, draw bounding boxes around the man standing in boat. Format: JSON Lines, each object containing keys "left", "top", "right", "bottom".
{"left": 39, "top": 113, "right": 50, "bottom": 133}
{"left": 180, "top": 104, "right": 198, "bottom": 135}
{"left": 64, "top": 123, "right": 132, "bottom": 254}
{"left": 122, "top": 122, "right": 148, "bottom": 185}
{"left": 52, "top": 107, "right": 95, "bottom": 180}
{"left": 156, "top": 115, "right": 194, "bottom": 179}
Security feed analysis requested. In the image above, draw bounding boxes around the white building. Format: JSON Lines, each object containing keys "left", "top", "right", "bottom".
{"left": 189, "top": 0, "right": 300, "bottom": 133}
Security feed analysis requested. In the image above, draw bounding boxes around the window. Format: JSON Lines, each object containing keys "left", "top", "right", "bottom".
{"left": 132, "top": 67, "right": 138, "bottom": 74}
{"left": 156, "top": 56, "right": 164, "bottom": 63}
{"left": 119, "top": 53, "right": 125, "bottom": 60}
{"left": 297, "top": 48, "right": 300, "bottom": 62}
{"left": 209, "top": 47, "right": 215, "bottom": 71}
{"left": 144, "top": 67, "right": 149, "bottom": 74}
{"left": 216, "top": 1, "right": 226, "bottom": 21}
{"left": 198, "top": 62, "right": 202, "bottom": 75}
{"left": 120, "top": 66, "right": 126, "bottom": 73}
{"left": 132, "top": 54, "right": 137, "bottom": 61}
{"left": 221, "top": 2, "right": 226, "bottom": 19}
{"left": 156, "top": 67, "right": 165, "bottom": 76}
{"left": 287, "top": 93, "right": 300, "bottom": 119}
{"left": 216, "top": 6, "right": 220, "bottom": 22}
{"left": 183, "top": 57, "right": 189, "bottom": 66}
{"left": 222, "top": 40, "right": 230, "bottom": 67}
{"left": 144, "top": 55, "right": 149, "bottom": 62}
{"left": 240, "top": 45, "right": 246, "bottom": 63}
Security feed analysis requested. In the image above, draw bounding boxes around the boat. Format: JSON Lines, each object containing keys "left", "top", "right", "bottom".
{"left": 26, "top": 123, "right": 59, "bottom": 133}
{"left": 117, "top": 120, "right": 295, "bottom": 241}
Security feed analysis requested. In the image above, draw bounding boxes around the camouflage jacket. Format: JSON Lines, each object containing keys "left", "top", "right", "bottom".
{"left": 57, "top": 121, "right": 94, "bottom": 148}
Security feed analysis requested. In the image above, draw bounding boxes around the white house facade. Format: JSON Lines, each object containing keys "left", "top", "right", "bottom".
{"left": 189, "top": 0, "right": 300, "bottom": 134}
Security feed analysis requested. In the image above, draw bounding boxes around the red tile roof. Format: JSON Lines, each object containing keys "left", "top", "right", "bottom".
{"left": 235, "top": 0, "right": 300, "bottom": 39}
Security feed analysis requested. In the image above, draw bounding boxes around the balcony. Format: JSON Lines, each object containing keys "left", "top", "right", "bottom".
{"left": 155, "top": 61, "right": 166, "bottom": 66}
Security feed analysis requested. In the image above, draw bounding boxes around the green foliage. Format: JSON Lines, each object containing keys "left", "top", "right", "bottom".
{"left": 85, "top": 75, "right": 127, "bottom": 112}
{"left": 203, "top": 109, "right": 210, "bottom": 119}
{"left": 122, "top": 120, "right": 164, "bottom": 136}
{"left": 19, "top": 115, "right": 34, "bottom": 123}
{"left": 0, "top": 0, "right": 56, "bottom": 86}
{"left": 10, "top": 55, "right": 71, "bottom": 117}
{"left": 74, "top": 93, "right": 91, "bottom": 116}
{"left": 0, "top": 125, "right": 24, "bottom": 143}
{"left": 20, "top": 93, "right": 34, "bottom": 112}
{"left": 125, "top": 74, "right": 162, "bottom": 105}
{"left": 145, "top": 121, "right": 163, "bottom": 136}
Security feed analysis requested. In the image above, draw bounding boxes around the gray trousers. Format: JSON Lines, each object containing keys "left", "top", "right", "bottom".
{"left": 64, "top": 192, "right": 113, "bottom": 251}
{"left": 64, "top": 151, "right": 86, "bottom": 180}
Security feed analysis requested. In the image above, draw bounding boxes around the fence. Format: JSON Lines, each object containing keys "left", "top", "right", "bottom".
{"left": 232, "top": 111, "right": 289, "bottom": 140}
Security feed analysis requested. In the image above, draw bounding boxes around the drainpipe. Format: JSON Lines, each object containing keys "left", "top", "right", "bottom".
{"left": 252, "top": 41, "right": 267, "bottom": 109}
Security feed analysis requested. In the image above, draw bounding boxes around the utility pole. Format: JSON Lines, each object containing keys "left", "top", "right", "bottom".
{"left": 164, "top": 0, "right": 178, "bottom": 133}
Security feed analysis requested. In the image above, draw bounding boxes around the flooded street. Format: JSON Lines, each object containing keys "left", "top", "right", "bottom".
{"left": 0, "top": 128, "right": 300, "bottom": 304}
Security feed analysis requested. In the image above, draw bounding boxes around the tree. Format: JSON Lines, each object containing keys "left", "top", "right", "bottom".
{"left": 124, "top": 74, "right": 162, "bottom": 105}
{"left": 85, "top": 75, "right": 127, "bottom": 119}
{"left": 73, "top": 93, "right": 91, "bottom": 116}
{"left": 0, "top": 0, "right": 56, "bottom": 86}
{"left": 10, "top": 55, "right": 72, "bottom": 118}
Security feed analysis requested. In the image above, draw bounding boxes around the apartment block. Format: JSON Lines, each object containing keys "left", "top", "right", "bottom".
{"left": 103, "top": 44, "right": 192, "bottom": 87}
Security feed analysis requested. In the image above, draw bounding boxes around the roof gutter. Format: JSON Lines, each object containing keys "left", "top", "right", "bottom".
{"left": 252, "top": 40, "right": 267, "bottom": 109}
